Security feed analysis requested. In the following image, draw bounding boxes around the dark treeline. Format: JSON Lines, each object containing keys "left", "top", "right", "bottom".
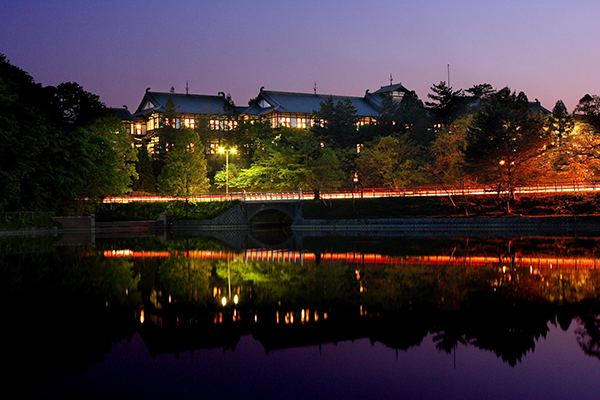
{"left": 0, "top": 55, "right": 136, "bottom": 214}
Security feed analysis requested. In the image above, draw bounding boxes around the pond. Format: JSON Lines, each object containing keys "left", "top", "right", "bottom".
{"left": 3, "top": 232, "right": 600, "bottom": 399}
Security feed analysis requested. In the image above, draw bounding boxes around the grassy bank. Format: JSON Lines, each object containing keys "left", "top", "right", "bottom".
{"left": 302, "top": 193, "right": 600, "bottom": 220}
{"left": 93, "top": 200, "right": 240, "bottom": 221}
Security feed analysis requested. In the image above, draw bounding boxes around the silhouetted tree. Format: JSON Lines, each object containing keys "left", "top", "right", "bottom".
{"left": 312, "top": 96, "right": 359, "bottom": 149}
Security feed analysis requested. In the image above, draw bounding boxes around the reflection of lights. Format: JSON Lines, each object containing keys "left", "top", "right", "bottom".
{"left": 222, "top": 297, "right": 227, "bottom": 307}
{"left": 234, "top": 294, "right": 239, "bottom": 305}
{"left": 140, "top": 309, "right": 145, "bottom": 324}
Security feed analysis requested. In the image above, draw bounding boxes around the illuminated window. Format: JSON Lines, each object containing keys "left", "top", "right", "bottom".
{"left": 280, "top": 117, "right": 291, "bottom": 127}
{"left": 184, "top": 118, "right": 195, "bottom": 129}
{"left": 136, "top": 124, "right": 142, "bottom": 135}
{"left": 226, "top": 120, "right": 237, "bottom": 131}
{"left": 209, "top": 142, "right": 219, "bottom": 154}
{"left": 296, "top": 118, "right": 307, "bottom": 129}
{"left": 210, "top": 119, "right": 220, "bottom": 130}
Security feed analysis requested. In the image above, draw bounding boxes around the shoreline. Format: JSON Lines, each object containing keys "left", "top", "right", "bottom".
{"left": 3, "top": 215, "right": 600, "bottom": 239}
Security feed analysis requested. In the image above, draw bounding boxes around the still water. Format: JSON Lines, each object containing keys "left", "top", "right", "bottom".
{"left": 4, "top": 232, "right": 600, "bottom": 399}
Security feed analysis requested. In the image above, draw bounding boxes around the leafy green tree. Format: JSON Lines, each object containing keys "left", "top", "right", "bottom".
{"left": 83, "top": 116, "right": 138, "bottom": 200}
{"left": 428, "top": 117, "right": 470, "bottom": 184}
{"left": 157, "top": 127, "right": 209, "bottom": 196}
{"left": 234, "top": 128, "right": 343, "bottom": 196}
{"left": 356, "top": 135, "right": 423, "bottom": 189}
{"left": 0, "top": 55, "right": 115, "bottom": 213}
{"left": 0, "top": 54, "right": 48, "bottom": 211}
{"left": 230, "top": 118, "right": 276, "bottom": 166}
{"left": 214, "top": 163, "right": 242, "bottom": 190}
{"left": 465, "top": 87, "right": 549, "bottom": 212}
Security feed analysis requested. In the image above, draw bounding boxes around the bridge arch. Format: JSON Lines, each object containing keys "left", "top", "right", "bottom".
{"left": 242, "top": 201, "right": 302, "bottom": 227}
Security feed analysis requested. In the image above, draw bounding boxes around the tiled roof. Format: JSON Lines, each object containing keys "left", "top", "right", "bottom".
{"left": 133, "top": 91, "right": 233, "bottom": 117}
{"left": 242, "top": 90, "right": 381, "bottom": 118}
{"left": 110, "top": 107, "right": 137, "bottom": 121}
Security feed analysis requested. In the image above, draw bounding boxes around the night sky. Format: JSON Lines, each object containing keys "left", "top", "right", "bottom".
{"left": 2, "top": 0, "right": 598, "bottom": 112}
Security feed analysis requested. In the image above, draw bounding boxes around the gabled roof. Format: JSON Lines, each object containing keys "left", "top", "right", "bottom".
{"left": 109, "top": 107, "right": 137, "bottom": 121}
{"left": 529, "top": 100, "right": 551, "bottom": 115}
{"left": 133, "top": 91, "right": 234, "bottom": 117}
{"left": 372, "top": 83, "right": 412, "bottom": 95}
{"left": 242, "top": 90, "right": 381, "bottom": 118}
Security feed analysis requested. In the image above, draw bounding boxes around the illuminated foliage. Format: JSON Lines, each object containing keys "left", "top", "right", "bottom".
{"left": 157, "top": 127, "right": 209, "bottom": 196}
{"left": 356, "top": 135, "right": 423, "bottom": 189}
{"left": 465, "top": 87, "right": 549, "bottom": 212}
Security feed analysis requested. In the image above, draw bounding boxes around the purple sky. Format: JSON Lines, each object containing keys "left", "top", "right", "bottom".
{"left": 1, "top": 0, "right": 599, "bottom": 113}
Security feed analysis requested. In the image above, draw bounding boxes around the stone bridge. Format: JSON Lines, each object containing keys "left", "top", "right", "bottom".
{"left": 172, "top": 200, "right": 303, "bottom": 230}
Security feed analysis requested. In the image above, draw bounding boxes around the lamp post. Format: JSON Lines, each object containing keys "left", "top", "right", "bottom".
{"left": 218, "top": 147, "right": 237, "bottom": 194}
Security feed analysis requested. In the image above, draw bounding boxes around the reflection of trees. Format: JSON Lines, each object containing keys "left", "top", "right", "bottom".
{"left": 157, "top": 256, "right": 212, "bottom": 307}
{"left": 1, "top": 244, "right": 139, "bottom": 397}
{"left": 216, "top": 259, "right": 359, "bottom": 309}
{"left": 576, "top": 309, "right": 600, "bottom": 359}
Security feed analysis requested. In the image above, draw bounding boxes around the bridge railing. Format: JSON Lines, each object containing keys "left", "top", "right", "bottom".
{"left": 102, "top": 180, "right": 600, "bottom": 203}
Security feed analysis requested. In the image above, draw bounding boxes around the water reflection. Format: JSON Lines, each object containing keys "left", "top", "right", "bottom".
{"left": 4, "top": 233, "right": 600, "bottom": 398}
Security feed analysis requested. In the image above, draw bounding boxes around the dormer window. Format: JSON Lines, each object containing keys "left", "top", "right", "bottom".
{"left": 259, "top": 99, "right": 271, "bottom": 108}
{"left": 142, "top": 100, "right": 155, "bottom": 110}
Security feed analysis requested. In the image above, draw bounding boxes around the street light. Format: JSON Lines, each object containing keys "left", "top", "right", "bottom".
{"left": 218, "top": 147, "right": 237, "bottom": 194}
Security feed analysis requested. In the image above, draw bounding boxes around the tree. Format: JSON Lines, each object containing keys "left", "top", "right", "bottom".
{"left": 154, "top": 96, "right": 179, "bottom": 178}
{"left": 214, "top": 163, "right": 242, "bottom": 190}
{"left": 356, "top": 135, "right": 423, "bottom": 189}
{"left": 465, "top": 87, "right": 549, "bottom": 212}
{"left": 574, "top": 94, "right": 600, "bottom": 118}
{"left": 552, "top": 119, "right": 600, "bottom": 180}
{"left": 44, "top": 81, "right": 107, "bottom": 128}
{"left": 426, "top": 117, "right": 472, "bottom": 207}
{"left": 465, "top": 83, "right": 495, "bottom": 99}
{"left": 230, "top": 118, "right": 276, "bottom": 166}
{"left": 426, "top": 81, "right": 462, "bottom": 110}
{"left": 83, "top": 116, "right": 138, "bottom": 200}
{"left": 133, "top": 142, "right": 157, "bottom": 193}
{"left": 157, "top": 127, "right": 209, "bottom": 196}
{"left": 543, "top": 100, "right": 575, "bottom": 175}
{"left": 376, "top": 91, "right": 431, "bottom": 145}
{"left": 312, "top": 96, "right": 359, "bottom": 149}
{"left": 234, "top": 128, "right": 343, "bottom": 196}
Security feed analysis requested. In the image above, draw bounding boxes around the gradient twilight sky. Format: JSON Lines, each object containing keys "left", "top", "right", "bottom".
{"left": 1, "top": 0, "right": 599, "bottom": 113}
